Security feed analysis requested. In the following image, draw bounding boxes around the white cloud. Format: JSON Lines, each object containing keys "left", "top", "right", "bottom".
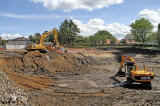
{"left": 73, "top": 18, "right": 130, "bottom": 39}
{"left": 0, "top": 34, "right": 23, "bottom": 40}
{"left": 139, "top": 9, "right": 160, "bottom": 31}
{"left": 29, "top": 0, "right": 123, "bottom": 12}
{"left": 0, "top": 11, "right": 68, "bottom": 20}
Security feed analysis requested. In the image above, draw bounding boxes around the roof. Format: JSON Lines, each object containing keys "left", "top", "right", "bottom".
{"left": 6, "top": 37, "right": 32, "bottom": 45}
{"left": 6, "top": 40, "right": 32, "bottom": 45}
{"left": 10, "top": 37, "right": 30, "bottom": 41}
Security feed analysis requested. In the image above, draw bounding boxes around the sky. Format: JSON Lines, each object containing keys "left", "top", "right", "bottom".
{"left": 0, "top": 0, "right": 160, "bottom": 40}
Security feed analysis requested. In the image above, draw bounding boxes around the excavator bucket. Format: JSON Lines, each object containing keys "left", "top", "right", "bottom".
{"left": 115, "top": 68, "right": 126, "bottom": 77}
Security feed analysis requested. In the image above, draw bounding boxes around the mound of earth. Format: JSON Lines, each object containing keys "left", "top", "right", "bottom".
{"left": 0, "top": 51, "right": 97, "bottom": 92}
{"left": 0, "top": 51, "right": 85, "bottom": 75}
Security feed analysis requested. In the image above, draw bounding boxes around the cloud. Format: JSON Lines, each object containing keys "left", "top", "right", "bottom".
{"left": 29, "top": 0, "right": 123, "bottom": 12}
{"left": 0, "top": 11, "right": 69, "bottom": 20}
{"left": 0, "top": 34, "right": 23, "bottom": 40}
{"left": 73, "top": 18, "right": 130, "bottom": 39}
{"left": 0, "top": 26, "right": 20, "bottom": 30}
{"left": 139, "top": 9, "right": 160, "bottom": 31}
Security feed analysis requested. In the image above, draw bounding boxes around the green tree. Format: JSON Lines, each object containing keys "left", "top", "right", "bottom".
{"left": 59, "top": 19, "right": 80, "bottom": 45}
{"left": 84, "top": 30, "right": 116, "bottom": 45}
{"left": 1, "top": 40, "right": 7, "bottom": 45}
{"left": 125, "top": 33, "right": 133, "bottom": 43}
{"left": 29, "top": 35, "right": 33, "bottom": 40}
{"left": 120, "top": 39, "right": 126, "bottom": 45}
{"left": 130, "top": 18, "right": 153, "bottom": 44}
{"left": 158, "top": 23, "right": 160, "bottom": 31}
{"left": 28, "top": 33, "right": 41, "bottom": 43}
{"left": 94, "top": 30, "right": 116, "bottom": 45}
{"left": 157, "top": 23, "right": 160, "bottom": 44}
{"left": 146, "top": 32, "right": 157, "bottom": 43}
{"left": 75, "top": 36, "right": 85, "bottom": 45}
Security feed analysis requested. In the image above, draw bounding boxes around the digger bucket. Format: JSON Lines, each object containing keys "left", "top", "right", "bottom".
{"left": 115, "top": 68, "right": 126, "bottom": 77}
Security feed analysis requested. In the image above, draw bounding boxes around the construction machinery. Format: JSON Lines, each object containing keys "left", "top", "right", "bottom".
{"left": 26, "top": 28, "right": 60, "bottom": 52}
{"left": 116, "top": 55, "right": 154, "bottom": 89}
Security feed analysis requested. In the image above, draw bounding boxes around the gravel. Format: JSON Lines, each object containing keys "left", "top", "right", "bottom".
{"left": 0, "top": 70, "right": 28, "bottom": 105}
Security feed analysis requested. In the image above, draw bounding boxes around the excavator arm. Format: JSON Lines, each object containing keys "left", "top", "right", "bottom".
{"left": 53, "top": 28, "right": 60, "bottom": 47}
{"left": 116, "top": 55, "right": 138, "bottom": 77}
{"left": 39, "top": 30, "right": 54, "bottom": 46}
{"left": 119, "top": 55, "right": 138, "bottom": 71}
{"left": 26, "top": 27, "right": 60, "bottom": 51}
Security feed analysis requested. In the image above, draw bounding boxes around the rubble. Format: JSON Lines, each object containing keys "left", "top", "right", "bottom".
{"left": 0, "top": 70, "right": 28, "bottom": 105}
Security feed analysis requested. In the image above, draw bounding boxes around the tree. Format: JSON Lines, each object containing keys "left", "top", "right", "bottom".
{"left": 1, "top": 40, "right": 7, "bottom": 45}
{"left": 94, "top": 30, "right": 117, "bottom": 45}
{"left": 157, "top": 23, "right": 160, "bottom": 44}
{"left": 130, "top": 18, "right": 153, "bottom": 44}
{"left": 35, "top": 32, "right": 41, "bottom": 37}
{"left": 84, "top": 30, "right": 117, "bottom": 45}
{"left": 125, "top": 33, "right": 133, "bottom": 43}
{"left": 120, "top": 39, "right": 126, "bottom": 45}
{"left": 75, "top": 36, "right": 85, "bottom": 45}
{"left": 158, "top": 23, "right": 160, "bottom": 31}
{"left": 28, "top": 33, "right": 41, "bottom": 43}
{"left": 59, "top": 19, "right": 80, "bottom": 45}
{"left": 146, "top": 32, "right": 157, "bottom": 43}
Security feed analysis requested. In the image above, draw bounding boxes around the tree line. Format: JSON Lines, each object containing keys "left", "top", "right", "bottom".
{"left": 29, "top": 18, "right": 160, "bottom": 46}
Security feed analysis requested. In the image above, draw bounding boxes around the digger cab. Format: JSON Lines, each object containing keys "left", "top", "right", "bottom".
{"left": 116, "top": 61, "right": 136, "bottom": 77}
{"left": 125, "top": 61, "right": 136, "bottom": 76}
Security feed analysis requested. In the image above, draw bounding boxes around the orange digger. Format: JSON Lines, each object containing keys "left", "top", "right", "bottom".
{"left": 116, "top": 55, "right": 154, "bottom": 89}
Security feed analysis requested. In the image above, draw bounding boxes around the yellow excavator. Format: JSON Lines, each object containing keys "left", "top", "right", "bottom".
{"left": 116, "top": 55, "right": 154, "bottom": 89}
{"left": 26, "top": 28, "right": 60, "bottom": 52}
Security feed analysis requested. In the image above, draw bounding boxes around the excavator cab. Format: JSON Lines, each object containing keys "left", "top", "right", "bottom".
{"left": 125, "top": 61, "right": 136, "bottom": 76}
{"left": 126, "top": 61, "right": 136, "bottom": 71}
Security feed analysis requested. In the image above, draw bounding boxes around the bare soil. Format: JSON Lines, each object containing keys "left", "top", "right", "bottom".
{"left": 0, "top": 49, "right": 160, "bottom": 106}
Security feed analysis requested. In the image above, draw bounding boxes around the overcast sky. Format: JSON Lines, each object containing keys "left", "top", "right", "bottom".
{"left": 0, "top": 0, "right": 160, "bottom": 40}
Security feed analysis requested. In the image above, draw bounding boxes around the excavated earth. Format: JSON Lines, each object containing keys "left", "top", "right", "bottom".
{"left": 0, "top": 49, "right": 160, "bottom": 106}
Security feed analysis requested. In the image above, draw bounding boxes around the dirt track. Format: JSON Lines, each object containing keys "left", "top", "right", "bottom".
{"left": 0, "top": 49, "right": 160, "bottom": 106}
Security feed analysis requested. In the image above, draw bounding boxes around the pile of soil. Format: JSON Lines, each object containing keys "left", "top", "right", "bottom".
{"left": 0, "top": 51, "right": 87, "bottom": 105}
{"left": 0, "top": 51, "right": 81, "bottom": 75}
{"left": 0, "top": 51, "right": 94, "bottom": 91}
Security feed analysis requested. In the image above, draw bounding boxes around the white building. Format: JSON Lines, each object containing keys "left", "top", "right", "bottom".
{"left": 5, "top": 37, "right": 32, "bottom": 50}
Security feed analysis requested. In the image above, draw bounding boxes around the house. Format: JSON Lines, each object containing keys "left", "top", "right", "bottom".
{"left": 5, "top": 37, "right": 32, "bottom": 50}
{"left": 106, "top": 39, "right": 110, "bottom": 45}
{"left": 116, "top": 40, "right": 120, "bottom": 44}
{"left": 125, "top": 39, "right": 139, "bottom": 44}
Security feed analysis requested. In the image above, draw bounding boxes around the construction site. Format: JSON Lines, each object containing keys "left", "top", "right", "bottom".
{"left": 0, "top": 0, "right": 160, "bottom": 105}
{"left": 0, "top": 46, "right": 160, "bottom": 105}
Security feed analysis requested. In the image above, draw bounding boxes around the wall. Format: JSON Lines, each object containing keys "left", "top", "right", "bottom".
{"left": 6, "top": 45, "right": 26, "bottom": 50}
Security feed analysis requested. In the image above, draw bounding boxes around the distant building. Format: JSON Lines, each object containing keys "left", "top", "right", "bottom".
{"left": 106, "top": 39, "right": 110, "bottom": 45}
{"left": 125, "top": 39, "right": 139, "bottom": 44}
{"left": 5, "top": 37, "right": 32, "bottom": 50}
{"left": 116, "top": 40, "right": 120, "bottom": 44}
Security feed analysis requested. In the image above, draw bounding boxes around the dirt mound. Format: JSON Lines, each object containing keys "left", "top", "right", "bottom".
{"left": 0, "top": 51, "right": 81, "bottom": 75}
{"left": 0, "top": 51, "right": 88, "bottom": 91}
